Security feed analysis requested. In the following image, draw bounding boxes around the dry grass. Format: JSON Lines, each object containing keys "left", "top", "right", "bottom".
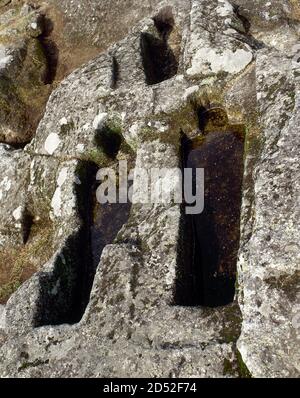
{"left": 30, "top": 1, "right": 101, "bottom": 83}
{"left": 0, "top": 222, "right": 54, "bottom": 304}
{"left": 290, "top": 0, "right": 300, "bottom": 20}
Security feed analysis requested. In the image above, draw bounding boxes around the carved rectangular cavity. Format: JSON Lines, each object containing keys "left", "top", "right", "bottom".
{"left": 34, "top": 162, "right": 132, "bottom": 327}
{"left": 140, "top": 32, "right": 178, "bottom": 85}
{"left": 175, "top": 128, "right": 245, "bottom": 307}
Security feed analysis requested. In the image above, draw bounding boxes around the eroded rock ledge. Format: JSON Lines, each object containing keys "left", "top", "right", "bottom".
{"left": 0, "top": 0, "right": 299, "bottom": 378}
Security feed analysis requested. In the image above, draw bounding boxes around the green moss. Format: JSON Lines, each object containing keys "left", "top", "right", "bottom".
{"left": 119, "top": 140, "right": 135, "bottom": 157}
{"left": 138, "top": 103, "right": 198, "bottom": 155}
{"left": 80, "top": 114, "right": 135, "bottom": 166}
{"left": 223, "top": 349, "right": 252, "bottom": 378}
{"left": 167, "top": 103, "right": 199, "bottom": 135}
{"left": 223, "top": 358, "right": 236, "bottom": 377}
{"left": 106, "top": 116, "right": 122, "bottom": 135}
{"left": 82, "top": 148, "right": 110, "bottom": 167}
{"left": 243, "top": 124, "right": 262, "bottom": 161}
{"left": 220, "top": 303, "right": 242, "bottom": 344}
{"left": 236, "top": 350, "right": 252, "bottom": 378}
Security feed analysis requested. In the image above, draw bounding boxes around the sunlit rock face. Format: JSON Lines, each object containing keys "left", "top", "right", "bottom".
{"left": 0, "top": 0, "right": 299, "bottom": 378}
